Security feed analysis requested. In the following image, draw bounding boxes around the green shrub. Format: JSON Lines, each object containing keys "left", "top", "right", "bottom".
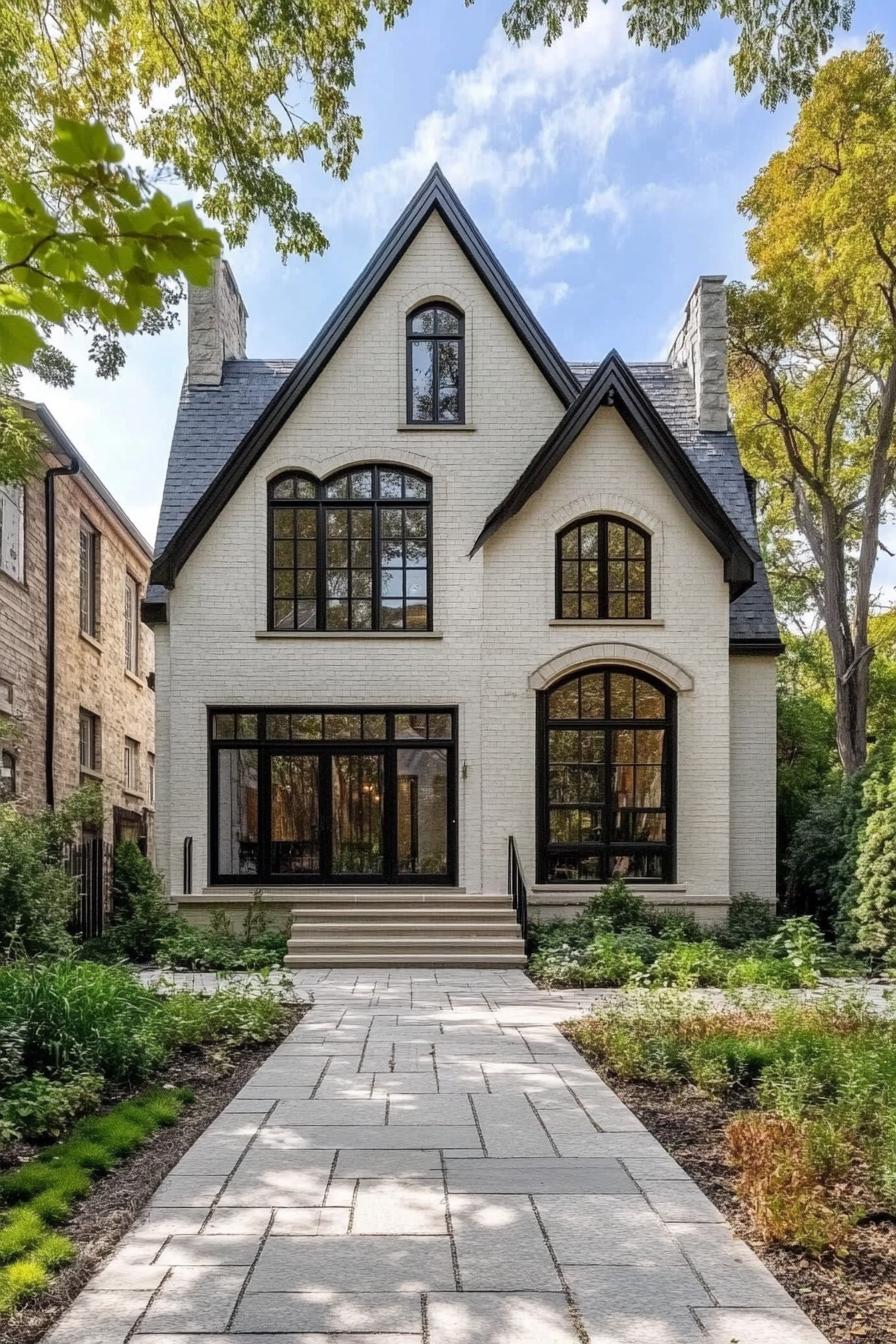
{"left": 584, "top": 933, "right": 646, "bottom": 987}
{"left": 724, "top": 892, "right": 778, "bottom": 946}
{"left": 772, "top": 916, "right": 825, "bottom": 987}
{"left": 0, "top": 961, "right": 165, "bottom": 1083}
{"left": 105, "top": 842, "right": 180, "bottom": 962}
{"left": 0, "top": 790, "right": 101, "bottom": 959}
{"left": 0, "top": 1257, "right": 49, "bottom": 1312}
{"left": 724, "top": 955, "right": 801, "bottom": 989}
{"left": 0, "top": 1072, "right": 103, "bottom": 1144}
{"left": 155, "top": 917, "right": 287, "bottom": 972}
{"left": 153, "top": 986, "right": 286, "bottom": 1051}
{"left": 585, "top": 879, "right": 650, "bottom": 932}
{"left": 649, "top": 908, "right": 704, "bottom": 942}
{"left": 648, "top": 941, "right": 732, "bottom": 988}
{"left": 852, "top": 748, "right": 896, "bottom": 955}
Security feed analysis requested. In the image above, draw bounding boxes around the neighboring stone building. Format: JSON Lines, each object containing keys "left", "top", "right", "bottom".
{"left": 146, "top": 167, "right": 781, "bottom": 964}
{"left": 0, "top": 403, "right": 156, "bottom": 854}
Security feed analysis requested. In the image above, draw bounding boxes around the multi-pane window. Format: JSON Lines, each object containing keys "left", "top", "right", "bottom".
{"left": 539, "top": 668, "right": 673, "bottom": 883}
{"left": 124, "top": 572, "right": 139, "bottom": 672}
{"left": 124, "top": 736, "right": 139, "bottom": 792}
{"left": 148, "top": 753, "right": 155, "bottom": 805}
{"left": 0, "top": 750, "right": 15, "bottom": 801}
{"left": 406, "top": 303, "right": 464, "bottom": 424}
{"left": 79, "top": 709, "right": 99, "bottom": 772}
{"left": 1, "top": 482, "right": 25, "bottom": 582}
{"left": 268, "top": 467, "right": 431, "bottom": 632}
{"left": 79, "top": 521, "right": 99, "bottom": 636}
{"left": 556, "top": 516, "right": 650, "bottom": 619}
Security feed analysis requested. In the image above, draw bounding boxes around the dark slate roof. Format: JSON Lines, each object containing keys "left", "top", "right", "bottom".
{"left": 570, "top": 362, "right": 779, "bottom": 646}
{"left": 149, "top": 355, "right": 779, "bottom": 645}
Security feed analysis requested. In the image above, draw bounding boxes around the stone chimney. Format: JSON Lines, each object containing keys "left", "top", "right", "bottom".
{"left": 667, "top": 275, "right": 729, "bottom": 433}
{"left": 187, "top": 259, "right": 247, "bottom": 386}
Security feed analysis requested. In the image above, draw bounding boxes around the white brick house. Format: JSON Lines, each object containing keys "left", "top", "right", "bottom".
{"left": 146, "top": 168, "right": 780, "bottom": 958}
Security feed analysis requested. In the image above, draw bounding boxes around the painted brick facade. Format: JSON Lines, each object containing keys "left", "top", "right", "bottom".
{"left": 155, "top": 212, "right": 777, "bottom": 919}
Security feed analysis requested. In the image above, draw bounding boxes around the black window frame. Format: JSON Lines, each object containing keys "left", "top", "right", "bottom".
{"left": 536, "top": 667, "right": 675, "bottom": 885}
{"left": 79, "top": 707, "right": 99, "bottom": 773}
{"left": 267, "top": 465, "right": 433, "bottom": 633}
{"left": 406, "top": 302, "right": 465, "bottom": 425}
{"left": 555, "top": 515, "right": 651, "bottom": 620}
{"left": 79, "top": 518, "right": 100, "bottom": 638}
{"left": 208, "top": 706, "right": 458, "bottom": 886}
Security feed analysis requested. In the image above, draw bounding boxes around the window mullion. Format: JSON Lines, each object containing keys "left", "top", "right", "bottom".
{"left": 373, "top": 503, "right": 381, "bottom": 631}
{"left": 316, "top": 501, "right": 326, "bottom": 631}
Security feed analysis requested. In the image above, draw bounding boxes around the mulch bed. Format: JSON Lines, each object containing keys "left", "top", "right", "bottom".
{"left": 1, "top": 1003, "right": 307, "bottom": 1344}
{"left": 563, "top": 1026, "right": 896, "bottom": 1344}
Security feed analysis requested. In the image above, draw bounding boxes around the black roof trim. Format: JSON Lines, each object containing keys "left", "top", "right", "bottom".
{"left": 141, "top": 600, "right": 168, "bottom": 627}
{"left": 470, "top": 351, "right": 758, "bottom": 596}
{"left": 151, "top": 164, "right": 580, "bottom": 587}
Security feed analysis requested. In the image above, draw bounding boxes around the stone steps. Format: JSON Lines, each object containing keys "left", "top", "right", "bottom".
{"left": 285, "top": 890, "right": 527, "bottom": 968}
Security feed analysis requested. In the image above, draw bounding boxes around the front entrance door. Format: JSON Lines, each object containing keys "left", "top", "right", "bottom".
{"left": 212, "top": 707, "right": 456, "bottom": 885}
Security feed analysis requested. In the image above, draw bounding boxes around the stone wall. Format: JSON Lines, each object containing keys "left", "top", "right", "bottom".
{"left": 668, "top": 276, "right": 729, "bottom": 433}
{"left": 187, "top": 260, "right": 248, "bottom": 387}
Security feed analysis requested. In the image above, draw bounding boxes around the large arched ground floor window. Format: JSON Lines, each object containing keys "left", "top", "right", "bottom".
{"left": 537, "top": 666, "right": 675, "bottom": 883}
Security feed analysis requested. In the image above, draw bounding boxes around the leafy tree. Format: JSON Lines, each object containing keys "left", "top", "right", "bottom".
{"left": 728, "top": 38, "right": 896, "bottom": 776}
{"left": 502, "top": 0, "right": 856, "bottom": 108}
{"left": 851, "top": 739, "right": 896, "bottom": 953}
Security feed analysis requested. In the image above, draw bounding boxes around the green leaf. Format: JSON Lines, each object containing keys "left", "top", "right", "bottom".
{"left": 0, "top": 315, "right": 45, "bottom": 367}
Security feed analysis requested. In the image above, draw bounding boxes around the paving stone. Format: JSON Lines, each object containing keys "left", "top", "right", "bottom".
{"left": 446, "top": 1158, "right": 638, "bottom": 1194}
{"left": 256, "top": 1123, "right": 478, "bottom": 1150}
{"left": 433, "top": 1067, "right": 490, "bottom": 1093}
{"left": 222, "top": 1098, "right": 274, "bottom": 1112}
{"left": 219, "top": 1158, "right": 334, "bottom": 1207}
{"left": 531, "top": 1098, "right": 609, "bottom": 1156}
{"left": 250, "top": 1234, "right": 455, "bottom": 1291}
{"left": 334, "top": 1149, "right": 444, "bottom": 1178}
{"left": 641, "top": 1180, "right": 726, "bottom": 1223}
{"left": 573, "top": 1309, "right": 707, "bottom": 1343}
{"left": 624, "top": 1156, "right": 691, "bottom": 1181}
{"left": 449, "top": 1192, "right": 561, "bottom": 1290}
{"left": 324, "top": 1176, "right": 358, "bottom": 1203}
{"left": 151, "top": 1175, "right": 225, "bottom": 1207}
{"left": 427, "top": 1291, "right": 580, "bottom": 1343}
{"left": 564, "top": 1262, "right": 712, "bottom": 1311}
{"left": 472, "top": 1095, "right": 556, "bottom": 1157}
{"left": 137, "top": 1267, "right": 248, "bottom": 1332}
{"left": 132, "top": 1209, "right": 209, "bottom": 1236}
{"left": 668, "top": 1222, "right": 795, "bottom": 1307}
{"left": 239, "top": 1086, "right": 314, "bottom": 1101}
{"left": 140, "top": 1336, "right": 418, "bottom": 1344}
{"left": 88, "top": 1263, "right": 169, "bottom": 1291}
{"left": 233, "top": 1292, "right": 423, "bottom": 1333}
{"left": 371, "top": 1072, "right": 438, "bottom": 1094}
{"left": 106, "top": 1236, "right": 167, "bottom": 1262}
{"left": 167, "top": 1139, "right": 251, "bottom": 1176}
{"left": 156, "top": 1234, "right": 261, "bottom": 1265}
{"left": 695, "top": 1307, "right": 831, "bottom": 1343}
{"left": 202, "top": 1206, "right": 272, "bottom": 1234}
{"left": 352, "top": 1179, "right": 447, "bottom": 1234}
{"left": 482, "top": 1067, "right": 571, "bottom": 1094}
{"left": 269, "top": 1099, "right": 387, "bottom": 1125}
{"left": 43, "top": 1290, "right": 154, "bottom": 1344}
{"left": 535, "top": 1193, "right": 691, "bottom": 1265}
{"left": 272, "top": 1206, "right": 351, "bottom": 1234}
{"left": 387, "top": 1094, "right": 474, "bottom": 1125}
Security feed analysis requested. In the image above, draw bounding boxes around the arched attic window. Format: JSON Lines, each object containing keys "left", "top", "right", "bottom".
{"left": 406, "top": 302, "right": 464, "bottom": 424}
{"left": 556, "top": 515, "right": 651, "bottom": 619}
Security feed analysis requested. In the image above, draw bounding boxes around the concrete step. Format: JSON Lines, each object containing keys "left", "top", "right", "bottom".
{"left": 289, "top": 932, "right": 524, "bottom": 949}
{"left": 290, "top": 922, "right": 519, "bottom": 938}
{"left": 284, "top": 951, "right": 528, "bottom": 968}
{"left": 290, "top": 908, "right": 518, "bottom": 925}
{"left": 289, "top": 891, "right": 510, "bottom": 909}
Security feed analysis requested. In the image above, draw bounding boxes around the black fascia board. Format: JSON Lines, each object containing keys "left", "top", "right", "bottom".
{"left": 151, "top": 164, "right": 580, "bottom": 588}
{"left": 471, "top": 350, "right": 758, "bottom": 598}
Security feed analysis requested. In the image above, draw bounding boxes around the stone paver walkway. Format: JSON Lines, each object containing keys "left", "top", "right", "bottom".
{"left": 48, "top": 970, "right": 829, "bottom": 1344}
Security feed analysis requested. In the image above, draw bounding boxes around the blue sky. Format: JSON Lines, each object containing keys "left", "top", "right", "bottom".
{"left": 21, "top": 0, "right": 896, "bottom": 559}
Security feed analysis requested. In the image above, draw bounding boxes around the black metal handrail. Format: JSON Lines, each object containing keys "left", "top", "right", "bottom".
{"left": 507, "top": 835, "right": 529, "bottom": 946}
{"left": 183, "top": 836, "right": 193, "bottom": 894}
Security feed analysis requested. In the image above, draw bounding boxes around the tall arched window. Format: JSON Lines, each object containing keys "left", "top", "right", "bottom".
{"left": 268, "top": 466, "right": 432, "bottom": 632}
{"left": 538, "top": 667, "right": 674, "bottom": 883}
{"left": 406, "top": 303, "right": 464, "bottom": 424}
{"left": 556, "top": 515, "right": 650, "bottom": 619}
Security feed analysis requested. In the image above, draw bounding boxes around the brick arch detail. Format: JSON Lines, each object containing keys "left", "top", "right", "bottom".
{"left": 527, "top": 642, "right": 695, "bottom": 693}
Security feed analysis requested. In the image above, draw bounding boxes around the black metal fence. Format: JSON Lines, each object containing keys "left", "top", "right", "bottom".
{"left": 62, "top": 836, "right": 113, "bottom": 940}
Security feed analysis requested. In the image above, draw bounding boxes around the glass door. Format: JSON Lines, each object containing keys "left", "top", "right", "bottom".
{"left": 330, "top": 753, "right": 385, "bottom": 877}
{"left": 269, "top": 753, "right": 320, "bottom": 876}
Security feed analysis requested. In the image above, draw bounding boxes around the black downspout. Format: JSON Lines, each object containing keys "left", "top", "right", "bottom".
{"left": 45, "top": 458, "right": 80, "bottom": 808}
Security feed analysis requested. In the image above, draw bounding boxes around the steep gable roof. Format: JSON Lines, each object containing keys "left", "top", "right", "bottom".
{"left": 471, "top": 351, "right": 758, "bottom": 596}
{"left": 150, "top": 165, "right": 580, "bottom": 588}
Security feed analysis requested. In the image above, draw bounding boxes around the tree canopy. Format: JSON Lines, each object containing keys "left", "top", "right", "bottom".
{"left": 503, "top": 0, "right": 857, "bottom": 108}
{"left": 729, "top": 36, "right": 896, "bottom": 775}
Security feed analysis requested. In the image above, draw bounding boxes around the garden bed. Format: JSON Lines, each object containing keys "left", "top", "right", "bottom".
{"left": 563, "top": 1000, "right": 896, "bottom": 1344}
{"left": 0, "top": 1000, "right": 306, "bottom": 1344}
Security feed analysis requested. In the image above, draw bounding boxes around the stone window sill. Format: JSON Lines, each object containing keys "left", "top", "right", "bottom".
{"left": 124, "top": 668, "right": 144, "bottom": 688}
{"left": 256, "top": 630, "right": 444, "bottom": 641}
{"left": 79, "top": 630, "right": 102, "bottom": 653}
{"left": 396, "top": 424, "right": 475, "bottom": 432}
{"left": 123, "top": 788, "right": 145, "bottom": 803}
{"left": 549, "top": 618, "right": 665, "bottom": 628}
{"left": 79, "top": 767, "right": 103, "bottom": 783}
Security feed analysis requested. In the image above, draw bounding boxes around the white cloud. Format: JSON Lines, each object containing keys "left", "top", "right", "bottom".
{"left": 583, "top": 183, "right": 628, "bottom": 225}
{"left": 666, "top": 42, "right": 739, "bottom": 119}
{"left": 585, "top": 179, "right": 695, "bottom": 231}
{"left": 501, "top": 209, "right": 590, "bottom": 274}
{"left": 522, "top": 280, "right": 572, "bottom": 313}
{"left": 333, "top": 6, "right": 637, "bottom": 230}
